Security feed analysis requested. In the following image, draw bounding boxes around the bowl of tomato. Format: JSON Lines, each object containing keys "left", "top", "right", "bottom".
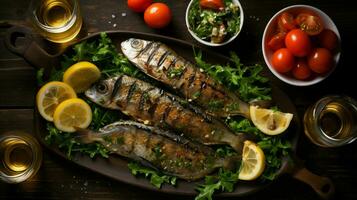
{"left": 262, "top": 5, "right": 341, "bottom": 86}
{"left": 185, "top": 0, "right": 244, "bottom": 46}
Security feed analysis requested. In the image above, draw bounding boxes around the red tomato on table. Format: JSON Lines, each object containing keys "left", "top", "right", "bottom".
{"left": 307, "top": 48, "right": 333, "bottom": 74}
{"left": 144, "top": 3, "right": 172, "bottom": 29}
{"left": 271, "top": 48, "right": 295, "bottom": 73}
{"left": 285, "top": 29, "right": 311, "bottom": 57}
{"left": 127, "top": 0, "right": 152, "bottom": 12}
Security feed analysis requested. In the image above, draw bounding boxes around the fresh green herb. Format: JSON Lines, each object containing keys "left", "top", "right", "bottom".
{"left": 128, "top": 162, "right": 177, "bottom": 188}
{"left": 215, "top": 146, "right": 237, "bottom": 157}
{"left": 188, "top": 0, "right": 240, "bottom": 43}
{"left": 167, "top": 67, "right": 184, "bottom": 78}
{"left": 192, "top": 91, "right": 201, "bottom": 99}
{"left": 153, "top": 145, "right": 163, "bottom": 158}
{"left": 88, "top": 100, "right": 121, "bottom": 131}
{"left": 195, "top": 169, "right": 239, "bottom": 200}
{"left": 194, "top": 50, "right": 271, "bottom": 102}
{"left": 207, "top": 100, "right": 224, "bottom": 111}
{"left": 226, "top": 102, "right": 240, "bottom": 112}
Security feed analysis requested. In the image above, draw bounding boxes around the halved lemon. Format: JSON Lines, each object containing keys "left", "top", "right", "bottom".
{"left": 238, "top": 140, "right": 265, "bottom": 181}
{"left": 250, "top": 105, "right": 293, "bottom": 135}
{"left": 36, "top": 81, "right": 77, "bottom": 121}
{"left": 53, "top": 98, "right": 92, "bottom": 132}
{"left": 63, "top": 61, "right": 101, "bottom": 93}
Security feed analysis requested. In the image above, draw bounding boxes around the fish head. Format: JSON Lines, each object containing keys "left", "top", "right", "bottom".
{"left": 121, "top": 38, "right": 150, "bottom": 60}
{"left": 85, "top": 77, "right": 116, "bottom": 108}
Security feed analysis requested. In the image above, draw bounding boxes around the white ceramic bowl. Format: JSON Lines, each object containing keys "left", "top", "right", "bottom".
{"left": 262, "top": 5, "right": 341, "bottom": 86}
{"left": 185, "top": 0, "right": 244, "bottom": 47}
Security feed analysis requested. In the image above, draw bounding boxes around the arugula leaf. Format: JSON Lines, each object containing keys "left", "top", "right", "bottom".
{"left": 128, "top": 162, "right": 177, "bottom": 188}
{"left": 195, "top": 169, "right": 239, "bottom": 200}
{"left": 194, "top": 50, "right": 271, "bottom": 102}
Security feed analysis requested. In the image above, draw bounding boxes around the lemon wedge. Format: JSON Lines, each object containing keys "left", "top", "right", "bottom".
{"left": 36, "top": 81, "right": 77, "bottom": 121}
{"left": 63, "top": 61, "right": 101, "bottom": 93}
{"left": 250, "top": 105, "right": 293, "bottom": 135}
{"left": 238, "top": 140, "right": 265, "bottom": 181}
{"left": 53, "top": 98, "right": 92, "bottom": 132}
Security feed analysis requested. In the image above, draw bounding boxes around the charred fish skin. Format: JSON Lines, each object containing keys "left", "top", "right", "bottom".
{"left": 76, "top": 121, "right": 237, "bottom": 181}
{"left": 121, "top": 38, "right": 250, "bottom": 118}
{"left": 85, "top": 75, "right": 245, "bottom": 153}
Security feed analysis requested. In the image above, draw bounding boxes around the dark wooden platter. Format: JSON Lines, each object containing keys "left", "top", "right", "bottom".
{"left": 5, "top": 27, "right": 333, "bottom": 198}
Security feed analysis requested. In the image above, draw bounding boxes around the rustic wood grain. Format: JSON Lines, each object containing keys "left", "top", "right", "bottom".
{"left": 1, "top": 0, "right": 357, "bottom": 199}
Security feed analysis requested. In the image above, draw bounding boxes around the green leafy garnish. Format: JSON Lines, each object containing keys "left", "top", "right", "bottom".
{"left": 195, "top": 169, "right": 239, "bottom": 200}
{"left": 167, "top": 67, "right": 184, "bottom": 78}
{"left": 194, "top": 50, "right": 271, "bottom": 102}
{"left": 128, "top": 162, "right": 177, "bottom": 188}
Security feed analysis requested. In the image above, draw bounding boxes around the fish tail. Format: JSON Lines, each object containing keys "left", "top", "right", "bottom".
{"left": 227, "top": 100, "right": 251, "bottom": 119}
{"left": 74, "top": 127, "right": 99, "bottom": 144}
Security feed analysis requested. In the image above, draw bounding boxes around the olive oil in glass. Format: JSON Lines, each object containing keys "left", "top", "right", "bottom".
{"left": 0, "top": 131, "right": 42, "bottom": 183}
{"left": 32, "top": 0, "right": 82, "bottom": 43}
{"left": 304, "top": 95, "right": 357, "bottom": 147}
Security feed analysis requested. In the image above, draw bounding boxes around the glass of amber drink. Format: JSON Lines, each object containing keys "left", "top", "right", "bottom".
{"left": 31, "top": 0, "right": 83, "bottom": 43}
{"left": 0, "top": 131, "right": 42, "bottom": 183}
{"left": 304, "top": 95, "right": 357, "bottom": 147}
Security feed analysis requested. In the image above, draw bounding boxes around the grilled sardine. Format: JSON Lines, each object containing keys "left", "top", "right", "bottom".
{"left": 76, "top": 121, "right": 238, "bottom": 181}
{"left": 85, "top": 75, "right": 246, "bottom": 153}
{"left": 121, "top": 38, "right": 250, "bottom": 118}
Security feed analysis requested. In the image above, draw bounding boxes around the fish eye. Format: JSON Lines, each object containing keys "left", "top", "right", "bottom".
{"left": 130, "top": 39, "right": 143, "bottom": 49}
{"left": 96, "top": 83, "right": 108, "bottom": 94}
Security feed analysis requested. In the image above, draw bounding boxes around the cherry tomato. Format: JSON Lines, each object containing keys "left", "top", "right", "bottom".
{"left": 307, "top": 48, "right": 333, "bottom": 74}
{"left": 127, "top": 0, "right": 152, "bottom": 12}
{"left": 318, "top": 29, "right": 338, "bottom": 51}
{"left": 267, "top": 32, "right": 286, "bottom": 51}
{"left": 278, "top": 12, "right": 296, "bottom": 31}
{"left": 285, "top": 29, "right": 311, "bottom": 57}
{"left": 271, "top": 48, "right": 295, "bottom": 73}
{"left": 144, "top": 3, "right": 172, "bottom": 29}
{"left": 200, "top": 0, "right": 224, "bottom": 10}
{"left": 296, "top": 13, "right": 324, "bottom": 36}
{"left": 292, "top": 59, "right": 312, "bottom": 80}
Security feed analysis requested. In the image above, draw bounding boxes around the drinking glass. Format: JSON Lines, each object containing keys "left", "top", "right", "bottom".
{"left": 304, "top": 95, "right": 357, "bottom": 147}
{"left": 30, "top": 0, "right": 83, "bottom": 43}
{"left": 0, "top": 131, "right": 42, "bottom": 183}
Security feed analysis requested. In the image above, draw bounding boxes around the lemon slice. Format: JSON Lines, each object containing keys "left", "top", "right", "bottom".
{"left": 63, "top": 61, "right": 101, "bottom": 93}
{"left": 238, "top": 140, "right": 265, "bottom": 181}
{"left": 53, "top": 98, "right": 92, "bottom": 132}
{"left": 36, "top": 81, "right": 77, "bottom": 121}
{"left": 250, "top": 105, "right": 293, "bottom": 135}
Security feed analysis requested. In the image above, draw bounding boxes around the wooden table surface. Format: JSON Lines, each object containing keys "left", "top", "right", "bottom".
{"left": 1, "top": 0, "right": 357, "bottom": 199}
